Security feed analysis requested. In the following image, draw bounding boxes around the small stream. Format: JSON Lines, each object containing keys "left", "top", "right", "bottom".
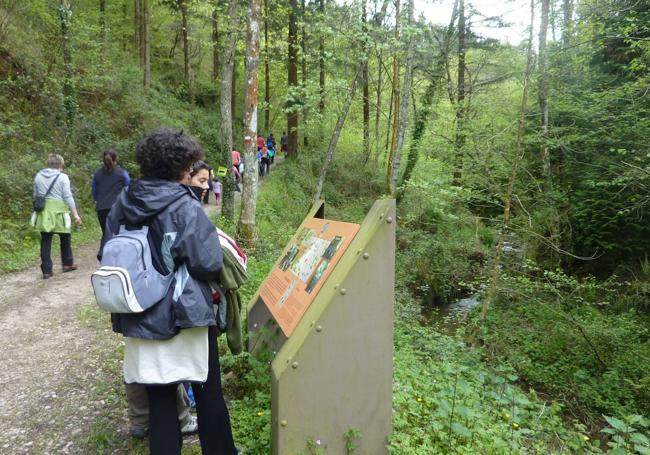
{"left": 420, "top": 295, "right": 481, "bottom": 333}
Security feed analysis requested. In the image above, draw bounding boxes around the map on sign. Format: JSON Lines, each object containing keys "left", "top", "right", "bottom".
{"left": 258, "top": 217, "right": 360, "bottom": 337}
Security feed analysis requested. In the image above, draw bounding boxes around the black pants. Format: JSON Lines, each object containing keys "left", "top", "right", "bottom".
{"left": 203, "top": 179, "right": 213, "bottom": 204}
{"left": 146, "top": 326, "right": 237, "bottom": 455}
{"left": 40, "top": 232, "right": 74, "bottom": 274}
{"left": 97, "top": 209, "right": 110, "bottom": 237}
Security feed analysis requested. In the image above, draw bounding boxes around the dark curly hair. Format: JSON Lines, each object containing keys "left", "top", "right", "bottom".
{"left": 136, "top": 127, "right": 203, "bottom": 181}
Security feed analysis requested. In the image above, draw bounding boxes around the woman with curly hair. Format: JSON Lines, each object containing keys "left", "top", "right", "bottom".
{"left": 102, "top": 128, "right": 239, "bottom": 455}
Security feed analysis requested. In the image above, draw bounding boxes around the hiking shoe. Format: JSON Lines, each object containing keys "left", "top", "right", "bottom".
{"left": 181, "top": 415, "right": 198, "bottom": 436}
{"left": 62, "top": 264, "right": 78, "bottom": 273}
{"left": 42, "top": 273, "right": 54, "bottom": 279}
{"left": 129, "top": 427, "right": 148, "bottom": 440}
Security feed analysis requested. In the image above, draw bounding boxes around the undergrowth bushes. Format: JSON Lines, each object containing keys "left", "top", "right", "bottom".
{"left": 483, "top": 264, "right": 650, "bottom": 422}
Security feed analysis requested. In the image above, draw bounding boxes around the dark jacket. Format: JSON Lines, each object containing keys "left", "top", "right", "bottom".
{"left": 103, "top": 178, "right": 222, "bottom": 340}
{"left": 92, "top": 166, "right": 130, "bottom": 211}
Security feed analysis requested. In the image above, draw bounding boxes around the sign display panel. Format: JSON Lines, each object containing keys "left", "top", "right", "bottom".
{"left": 257, "top": 217, "right": 360, "bottom": 337}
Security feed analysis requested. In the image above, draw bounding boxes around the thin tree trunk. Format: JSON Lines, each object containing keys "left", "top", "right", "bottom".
{"left": 99, "top": 0, "right": 107, "bottom": 64}
{"left": 539, "top": 0, "right": 551, "bottom": 180}
{"left": 301, "top": 0, "right": 308, "bottom": 146}
{"left": 122, "top": 1, "right": 129, "bottom": 51}
{"left": 386, "top": 0, "right": 401, "bottom": 196}
{"left": 142, "top": 0, "right": 151, "bottom": 91}
{"left": 467, "top": 0, "right": 535, "bottom": 345}
{"left": 287, "top": 0, "right": 299, "bottom": 158}
{"left": 318, "top": 0, "right": 325, "bottom": 116}
{"left": 59, "top": 0, "right": 75, "bottom": 133}
{"left": 312, "top": 0, "right": 390, "bottom": 202}
{"left": 238, "top": 0, "right": 262, "bottom": 249}
{"left": 232, "top": 52, "right": 237, "bottom": 129}
{"left": 452, "top": 0, "right": 465, "bottom": 186}
{"left": 384, "top": 79, "right": 394, "bottom": 163}
{"left": 220, "top": 0, "right": 241, "bottom": 220}
{"left": 212, "top": 7, "right": 220, "bottom": 81}
{"left": 362, "top": 0, "right": 370, "bottom": 160}
{"left": 562, "top": 0, "right": 573, "bottom": 46}
{"left": 399, "top": 0, "right": 458, "bottom": 189}
{"left": 180, "top": 0, "right": 191, "bottom": 86}
{"left": 389, "top": 0, "right": 415, "bottom": 196}
{"left": 135, "top": 0, "right": 141, "bottom": 64}
{"left": 264, "top": 0, "right": 270, "bottom": 132}
{"left": 369, "top": 48, "right": 382, "bottom": 165}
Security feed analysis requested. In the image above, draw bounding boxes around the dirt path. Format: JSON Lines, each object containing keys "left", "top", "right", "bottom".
{"left": 0, "top": 241, "right": 125, "bottom": 454}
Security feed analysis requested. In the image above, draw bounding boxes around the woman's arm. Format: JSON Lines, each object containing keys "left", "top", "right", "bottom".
{"left": 91, "top": 174, "right": 97, "bottom": 201}
{"left": 61, "top": 175, "right": 82, "bottom": 225}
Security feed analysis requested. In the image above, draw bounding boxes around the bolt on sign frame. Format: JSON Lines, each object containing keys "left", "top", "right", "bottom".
{"left": 247, "top": 199, "right": 395, "bottom": 454}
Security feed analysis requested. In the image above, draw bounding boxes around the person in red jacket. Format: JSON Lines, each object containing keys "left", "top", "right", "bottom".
{"left": 256, "top": 134, "right": 265, "bottom": 151}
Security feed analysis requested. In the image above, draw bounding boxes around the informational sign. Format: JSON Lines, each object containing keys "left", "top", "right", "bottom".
{"left": 257, "top": 217, "right": 360, "bottom": 337}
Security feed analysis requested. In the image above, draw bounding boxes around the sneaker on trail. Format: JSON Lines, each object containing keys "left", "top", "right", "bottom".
{"left": 181, "top": 415, "right": 198, "bottom": 436}
{"left": 129, "top": 427, "right": 148, "bottom": 439}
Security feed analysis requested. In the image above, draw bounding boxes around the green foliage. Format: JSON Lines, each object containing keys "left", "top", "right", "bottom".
{"left": 343, "top": 428, "right": 361, "bottom": 454}
{"left": 601, "top": 414, "right": 650, "bottom": 454}
{"left": 389, "top": 299, "right": 596, "bottom": 454}
{"left": 481, "top": 263, "right": 650, "bottom": 420}
{"left": 397, "top": 158, "right": 488, "bottom": 306}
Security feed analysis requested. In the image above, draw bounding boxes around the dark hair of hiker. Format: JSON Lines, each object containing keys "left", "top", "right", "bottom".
{"left": 190, "top": 160, "right": 210, "bottom": 177}
{"left": 103, "top": 148, "right": 118, "bottom": 171}
{"left": 136, "top": 128, "right": 203, "bottom": 181}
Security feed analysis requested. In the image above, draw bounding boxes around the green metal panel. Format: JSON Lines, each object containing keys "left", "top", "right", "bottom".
{"left": 247, "top": 199, "right": 395, "bottom": 454}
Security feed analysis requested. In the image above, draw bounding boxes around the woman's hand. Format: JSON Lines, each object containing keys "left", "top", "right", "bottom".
{"left": 71, "top": 208, "right": 82, "bottom": 225}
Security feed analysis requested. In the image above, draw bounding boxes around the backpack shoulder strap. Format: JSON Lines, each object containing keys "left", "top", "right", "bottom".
{"left": 42, "top": 173, "right": 61, "bottom": 198}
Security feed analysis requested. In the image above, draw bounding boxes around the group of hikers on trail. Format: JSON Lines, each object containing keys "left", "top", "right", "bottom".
{"left": 30, "top": 127, "right": 255, "bottom": 455}
{"left": 256, "top": 131, "right": 285, "bottom": 177}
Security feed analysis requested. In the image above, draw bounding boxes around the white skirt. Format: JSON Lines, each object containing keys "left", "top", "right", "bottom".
{"left": 123, "top": 327, "right": 209, "bottom": 384}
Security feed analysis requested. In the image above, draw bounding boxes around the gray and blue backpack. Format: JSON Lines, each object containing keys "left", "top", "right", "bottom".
{"left": 91, "top": 226, "right": 173, "bottom": 313}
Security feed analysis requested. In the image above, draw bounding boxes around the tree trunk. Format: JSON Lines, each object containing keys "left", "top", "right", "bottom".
{"left": 467, "top": 0, "right": 535, "bottom": 345}
{"left": 122, "top": 1, "right": 129, "bottom": 51}
{"left": 287, "top": 0, "right": 299, "bottom": 158}
{"left": 369, "top": 48, "right": 382, "bottom": 165}
{"left": 539, "top": 0, "right": 550, "bottom": 180}
{"left": 238, "top": 0, "right": 262, "bottom": 249}
{"left": 386, "top": 0, "right": 401, "bottom": 197}
{"left": 562, "top": 0, "right": 573, "bottom": 46}
{"left": 312, "top": 0, "right": 390, "bottom": 202}
{"left": 301, "top": 0, "right": 308, "bottom": 147}
{"left": 59, "top": 0, "right": 75, "bottom": 133}
{"left": 362, "top": 0, "right": 370, "bottom": 161}
{"left": 318, "top": 0, "right": 325, "bottom": 116}
{"left": 135, "top": 0, "right": 141, "bottom": 63}
{"left": 399, "top": 0, "right": 458, "bottom": 190}
{"left": 180, "top": 0, "right": 191, "bottom": 86}
{"left": 220, "top": 0, "right": 241, "bottom": 220}
{"left": 263, "top": 0, "right": 270, "bottom": 132}
{"left": 389, "top": 0, "right": 415, "bottom": 196}
{"left": 452, "top": 0, "right": 465, "bottom": 186}
{"left": 232, "top": 51, "right": 237, "bottom": 128}
{"left": 384, "top": 77, "right": 394, "bottom": 162}
{"left": 99, "top": 0, "right": 107, "bottom": 64}
{"left": 142, "top": 0, "right": 151, "bottom": 91}
{"left": 212, "top": 7, "right": 219, "bottom": 82}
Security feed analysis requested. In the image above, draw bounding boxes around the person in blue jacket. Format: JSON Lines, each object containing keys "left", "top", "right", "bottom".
{"left": 92, "top": 148, "right": 130, "bottom": 237}
{"left": 102, "top": 128, "right": 239, "bottom": 455}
